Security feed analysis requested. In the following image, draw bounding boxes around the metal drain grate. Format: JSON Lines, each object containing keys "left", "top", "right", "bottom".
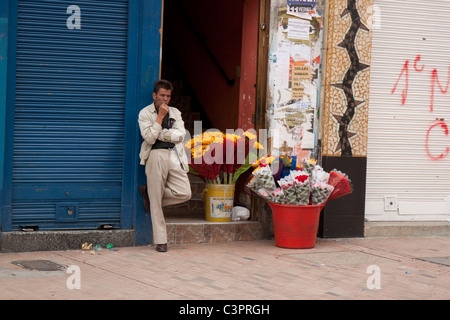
{"left": 11, "top": 260, "right": 66, "bottom": 271}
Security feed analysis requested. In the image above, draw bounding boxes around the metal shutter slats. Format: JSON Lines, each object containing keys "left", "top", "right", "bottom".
{"left": 12, "top": 0, "right": 129, "bottom": 229}
{"left": 366, "top": 0, "right": 450, "bottom": 220}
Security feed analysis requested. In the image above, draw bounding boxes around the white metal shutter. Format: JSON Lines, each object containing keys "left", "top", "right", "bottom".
{"left": 366, "top": 0, "right": 450, "bottom": 221}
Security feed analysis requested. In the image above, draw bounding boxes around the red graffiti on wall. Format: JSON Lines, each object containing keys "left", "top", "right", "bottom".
{"left": 392, "top": 55, "right": 450, "bottom": 112}
{"left": 391, "top": 59, "right": 409, "bottom": 105}
{"left": 392, "top": 55, "right": 450, "bottom": 160}
{"left": 425, "top": 121, "right": 449, "bottom": 161}
{"left": 413, "top": 55, "right": 424, "bottom": 72}
{"left": 430, "top": 67, "right": 450, "bottom": 113}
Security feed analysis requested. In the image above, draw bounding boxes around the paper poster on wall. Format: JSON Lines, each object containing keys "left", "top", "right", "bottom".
{"left": 267, "top": 2, "right": 322, "bottom": 157}
{"left": 291, "top": 65, "right": 312, "bottom": 99}
{"left": 272, "top": 99, "right": 315, "bottom": 152}
{"left": 287, "top": 0, "right": 316, "bottom": 7}
{"left": 287, "top": 0, "right": 316, "bottom": 17}
{"left": 287, "top": 18, "right": 310, "bottom": 41}
{"left": 274, "top": 41, "right": 290, "bottom": 89}
{"left": 290, "top": 43, "right": 311, "bottom": 62}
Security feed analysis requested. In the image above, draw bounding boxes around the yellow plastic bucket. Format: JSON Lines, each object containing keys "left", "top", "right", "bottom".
{"left": 204, "top": 183, "right": 235, "bottom": 222}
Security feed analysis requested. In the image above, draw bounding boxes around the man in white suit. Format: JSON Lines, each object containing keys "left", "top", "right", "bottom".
{"left": 138, "top": 80, "right": 191, "bottom": 252}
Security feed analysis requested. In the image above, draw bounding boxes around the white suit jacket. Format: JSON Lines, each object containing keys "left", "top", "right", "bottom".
{"left": 138, "top": 103, "right": 189, "bottom": 171}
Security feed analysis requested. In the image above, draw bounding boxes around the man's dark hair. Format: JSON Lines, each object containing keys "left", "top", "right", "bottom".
{"left": 153, "top": 79, "right": 173, "bottom": 94}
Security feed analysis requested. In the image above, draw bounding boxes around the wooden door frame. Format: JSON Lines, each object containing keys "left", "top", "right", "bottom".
{"left": 238, "top": 0, "right": 270, "bottom": 133}
{"left": 249, "top": 0, "right": 270, "bottom": 221}
{"left": 255, "top": 0, "right": 270, "bottom": 133}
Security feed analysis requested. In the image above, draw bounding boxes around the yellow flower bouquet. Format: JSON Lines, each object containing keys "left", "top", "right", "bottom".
{"left": 184, "top": 130, "right": 263, "bottom": 184}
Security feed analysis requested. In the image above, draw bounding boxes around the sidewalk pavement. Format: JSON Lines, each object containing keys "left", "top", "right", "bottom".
{"left": 0, "top": 235, "right": 448, "bottom": 300}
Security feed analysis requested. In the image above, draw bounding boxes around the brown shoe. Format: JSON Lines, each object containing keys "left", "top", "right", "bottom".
{"left": 139, "top": 185, "right": 150, "bottom": 213}
{"left": 156, "top": 244, "right": 167, "bottom": 252}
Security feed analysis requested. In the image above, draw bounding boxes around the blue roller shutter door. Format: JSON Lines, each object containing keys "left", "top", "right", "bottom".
{"left": 11, "top": 0, "right": 129, "bottom": 229}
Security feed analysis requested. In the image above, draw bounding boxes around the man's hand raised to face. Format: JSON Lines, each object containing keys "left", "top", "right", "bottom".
{"left": 156, "top": 103, "right": 169, "bottom": 125}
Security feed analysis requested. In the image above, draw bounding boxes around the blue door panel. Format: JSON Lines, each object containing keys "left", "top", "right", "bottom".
{"left": 9, "top": 0, "right": 130, "bottom": 230}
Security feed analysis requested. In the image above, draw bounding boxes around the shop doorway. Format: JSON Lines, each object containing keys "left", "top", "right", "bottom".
{"left": 161, "top": 0, "right": 267, "bottom": 221}
{"left": 161, "top": 0, "right": 259, "bottom": 134}
{"left": 3, "top": 0, "right": 137, "bottom": 231}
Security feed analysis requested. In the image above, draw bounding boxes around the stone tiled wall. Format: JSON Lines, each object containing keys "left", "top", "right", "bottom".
{"left": 318, "top": 0, "right": 374, "bottom": 237}
{"left": 321, "top": 0, "right": 374, "bottom": 157}
{"left": 166, "top": 222, "right": 264, "bottom": 244}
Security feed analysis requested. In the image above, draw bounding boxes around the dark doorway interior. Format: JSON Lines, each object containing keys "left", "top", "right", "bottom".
{"left": 161, "top": 0, "right": 263, "bottom": 224}
{"left": 161, "top": 0, "right": 245, "bottom": 134}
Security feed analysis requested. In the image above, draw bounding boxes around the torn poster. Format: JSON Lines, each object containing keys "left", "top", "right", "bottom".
{"left": 287, "top": 0, "right": 317, "bottom": 16}
{"left": 287, "top": 18, "right": 310, "bottom": 41}
{"left": 292, "top": 65, "right": 312, "bottom": 100}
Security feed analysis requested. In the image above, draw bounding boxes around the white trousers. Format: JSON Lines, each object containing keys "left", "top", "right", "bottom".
{"left": 145, "top": 149, "right": 191, "bottom": 244}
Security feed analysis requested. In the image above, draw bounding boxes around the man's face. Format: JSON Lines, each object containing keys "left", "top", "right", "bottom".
{"left": 153, "top": 88, "right": 172, "bottom": 109}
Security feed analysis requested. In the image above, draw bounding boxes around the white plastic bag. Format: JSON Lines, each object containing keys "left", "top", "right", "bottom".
{"left": 232, "top": 206, "right": 250, "bottom": 221}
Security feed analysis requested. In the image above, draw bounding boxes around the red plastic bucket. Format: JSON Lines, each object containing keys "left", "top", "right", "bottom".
{"left": 268, "top": 202, "right": 325, "bottom": 249}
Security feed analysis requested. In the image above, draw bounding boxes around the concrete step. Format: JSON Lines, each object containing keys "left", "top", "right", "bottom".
{"left": 164, "top": 209, "right": 264, "bottom": 245}
{"left": 163, "top": 177, "right": 264, "bottom": 245}
{"left": 364, "top": 221, "right": 450, "bottom": 237}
